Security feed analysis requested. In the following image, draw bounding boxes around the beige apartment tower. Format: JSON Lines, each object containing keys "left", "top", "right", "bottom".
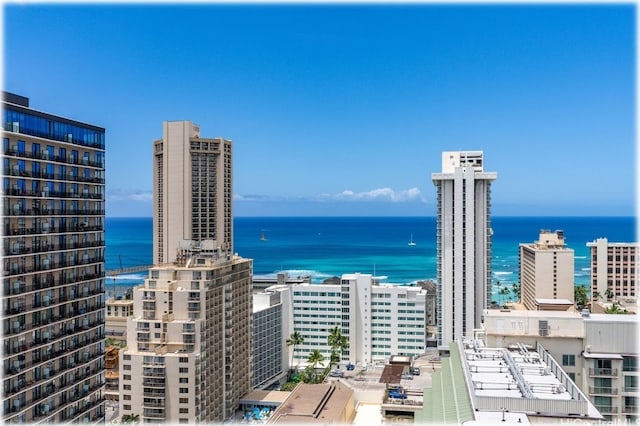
{"left": 519, "top": 230, "right": 575, "bottom": 311}
{"left": 587, "top": 238, "right": 639, "bottom": 303}
{"left": 432, "top": 151, "right": 497, "bottom": 348}
{"left": 153, "top": 121, "right": 233, "bottom": 264}
{"left": 119, "top": 244, "right": 252, "bottom": 422}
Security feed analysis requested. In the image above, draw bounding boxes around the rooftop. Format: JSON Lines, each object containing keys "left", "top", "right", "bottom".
{"left": 459, "top": 339, "right": 603, "bottom": 420}
{"left": 268, "top": 382, "right": 355, "bottom": 424}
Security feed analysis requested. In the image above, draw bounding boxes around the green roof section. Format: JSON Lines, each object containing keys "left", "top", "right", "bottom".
{"left": 415, "top": 343, "right": 474, "bottom": 425}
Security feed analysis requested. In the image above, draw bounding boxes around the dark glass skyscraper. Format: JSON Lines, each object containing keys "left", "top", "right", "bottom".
{"left": 2, "top": 92, "right": 106, "bottom": 422}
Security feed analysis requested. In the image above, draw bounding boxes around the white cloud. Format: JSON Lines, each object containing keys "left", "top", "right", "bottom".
{"left": 318, "top": 187, "right": 425, "bottom": 203}
{"left": 107, "top": 189, "right": 152, "bottom": 202}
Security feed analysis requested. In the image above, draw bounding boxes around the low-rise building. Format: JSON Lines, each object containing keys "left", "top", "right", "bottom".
{"left": 483, "top": 308, "right": 639, "bottom": 422}
{"left": 106, "top": 297, "right": 133, "bottom": 346}
{"left": 267, "top": 382, "right": 355, "bottom": 424}
{"left": 417, "top": 338, "right": 603, "bottom": 424}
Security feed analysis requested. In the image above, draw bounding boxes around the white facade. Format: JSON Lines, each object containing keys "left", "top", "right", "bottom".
{"left": 483, "top": 309, "right": 639, "bottom": 422}
{"left": 153, "top": 121, "right": 233, "bottom": 264}
{"left": 285, "top": 273, "right": 427, "bottom": 367}
{"left": 519, "top": 230, "right": 575, "bottom": 310}
{"left": 252, "top": 290, "right": 285, "bottom": 388}
{"left": 432, "top": 151, "right": 497, "bottom": 347}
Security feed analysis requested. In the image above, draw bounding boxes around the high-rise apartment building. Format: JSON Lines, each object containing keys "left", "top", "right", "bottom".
{"left": 153, "top": 121, "right": 233, "bottom": 264}
{"left": 519, "top": 230, "right": 575, "bottom": 311}
{"left": 432, "top": 151, "right": 496, "bottom": 347}
{"left": 587, "top": 238, "right": 639, "bottom": 303}
{"left": 119, "top": 244, "right": 252, "bottom": 422}
{"left": 2, "top": 92, "right": 106, "bottom": 422}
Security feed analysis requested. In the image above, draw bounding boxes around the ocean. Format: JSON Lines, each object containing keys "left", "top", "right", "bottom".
{"left": 105, "top": 216, "right": 636, "bottom": 302}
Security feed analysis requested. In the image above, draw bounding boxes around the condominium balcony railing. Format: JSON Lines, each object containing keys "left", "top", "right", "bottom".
{"left": 3, "top": 166, "right": 105, "bottom": 183}
{"left": 3, "top": 274, "right": 104, "bottom": 297}
{"left": 3, "top": 319, "right": 104, "bottom": 357}
{"left": 589, "top": 368, "right": 619, "bottom": 377}
{"left": 3, "top": 257, "right": 103, "bottom": 277}
{"left": 3, "top": 224, "right": 103, "bottom": 237}
{"left": 589, "top": 386, "right": 619, "bottom": 395}
{"left": 2, "top": 239, "right": 105, "bottom": 258}
{"left": 4, "top": 148, "right": 104, "bottom": 168}
{"left": 5, "top": 206, "right": 105, "bottom": 216}
{"left": 595, "top": 405, "right": 618, "bottom": 414}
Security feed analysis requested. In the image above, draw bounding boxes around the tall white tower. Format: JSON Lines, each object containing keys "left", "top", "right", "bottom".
{"left": 432, "top": 151, "right": 497, "bottom": 347}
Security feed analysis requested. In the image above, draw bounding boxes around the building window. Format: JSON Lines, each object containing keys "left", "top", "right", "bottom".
{"left": 179, "top": 378, "right": 188, "bottom": 383}
{"left": 123, "top": 354, "right": 131, "bottom": 360}
{"left": 179, "top": 388, "right": 188, "bottom": 393}
{"left": 179, "top": 357, "right": 188, "bottom": 363}
{"left": 179, "top": 367, "right": 188, "bottom": 373}
{"left": 179, "top": 398, "right": 188, "bottom": 404}
{"left": 562, "top": 354, "right": 575, "bottom": 366}
{"left": 568, "top": 372, "right": 576, "bottom": 381}
{"left": 179, "top": 419, "right": 188, "bottom": 424}
{"left": 179, "top": 408, "right": 189, "bottom": 414}
{"left": 123, "top": 385, "right": 131, "bottom": 390}
{"left": 123, "top": 405, "right": 131, "bottom": 410}
{"left": 123, "top": 395, "right": 131, "bottom": 400}
{"left": 123, "top": 375, "right": 131, "bottom": 380}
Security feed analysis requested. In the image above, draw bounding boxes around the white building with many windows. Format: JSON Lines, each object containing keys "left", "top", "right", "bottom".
{"left": 285, "top": 273, "right": 427, "bottom": 367}
{"left": 432, "top": 151, "right": 497, "bottom": 348}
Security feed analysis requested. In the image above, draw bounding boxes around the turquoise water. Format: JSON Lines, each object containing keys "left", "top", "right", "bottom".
{"left": 105, "top": 216, "right": 636, "bottom": 301}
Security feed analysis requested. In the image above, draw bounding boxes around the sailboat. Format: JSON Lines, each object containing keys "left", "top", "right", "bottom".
{"left": 408, "top": 234, "right": 416, "bottom": 246}
{"left": 260, "top": 230, "right": 267, "bottom": 241}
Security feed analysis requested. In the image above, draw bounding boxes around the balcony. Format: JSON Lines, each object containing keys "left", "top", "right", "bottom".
{"left": 589, "top": 386, "right": 619, "bottom": 395}
{"left": 589, "top": 368, "right": 618, "bottom": 377}
{"left": 595, "top": 405, "right": 619, "bottom": 414}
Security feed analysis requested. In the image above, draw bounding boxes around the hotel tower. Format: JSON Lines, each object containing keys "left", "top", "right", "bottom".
{"left": 119, "top": 121, "right": 252, "bottom": 423}
{"left": 432, "top": 151, "right": 497, "bottom": 348}
{"left": 153, "top": 120, "right": 233, "bottom": 264}
{"left": 1, "top": 92, "right": 106, "bottom": 422}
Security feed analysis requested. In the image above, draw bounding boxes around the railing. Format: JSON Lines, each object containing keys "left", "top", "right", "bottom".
{"left": 4, "top": 147, "right": 104, "bottom": 166}
{"left": 595, "top": 405, "right": 618, "bottom": 414}
{"left": 3, "top": 224, "right": 103, "bottom": 237}
{"left": 3, "top": 165, "right": 105, "bottom": 183}
{"left": 2, "top": 240, "right": 105, "bottom": 258}
{"left": 589, "top": 368, "right": 618, "bottom": 376}
{"left": 589, "top": 386, "right": 618, "bottom": 395}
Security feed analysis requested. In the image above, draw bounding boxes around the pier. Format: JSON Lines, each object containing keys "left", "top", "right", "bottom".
{"left": 106, "top": 265, "right": 153, "bottom": 277}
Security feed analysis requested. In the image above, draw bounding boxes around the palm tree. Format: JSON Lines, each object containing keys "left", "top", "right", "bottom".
{"left": 593, "top": 291, "right": 601, "bottom": 301}
{"left": 286, "top": 331, "right": 304, "bottom": 378}
{"left": 605, "top": 288, "right": 614, "bottom": 300}
{"left": 307, "top": 349, "right": 325, "bottom": 383}
{"left": 499, "top": 286, "right": 510, "bottom": 305}
{"left": 121, "top": 414, "right": 140, "bottom": 424}
{"left": 511, "top": 283, "right": 521, "bottom": 301}
{"left": 327, "top": 326, "right": 349, "bottom": 366}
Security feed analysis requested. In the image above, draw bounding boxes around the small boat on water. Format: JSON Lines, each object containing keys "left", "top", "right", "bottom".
{"left": 260, "top": 230, "right": 267, "bottom": 241}
{"left": 408, "top": 234, "right": 416, "bottom": 246}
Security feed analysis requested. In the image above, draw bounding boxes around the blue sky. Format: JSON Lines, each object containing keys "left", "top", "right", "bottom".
{"left": 3, "top": 4, "right": 636, "bottom": 217}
